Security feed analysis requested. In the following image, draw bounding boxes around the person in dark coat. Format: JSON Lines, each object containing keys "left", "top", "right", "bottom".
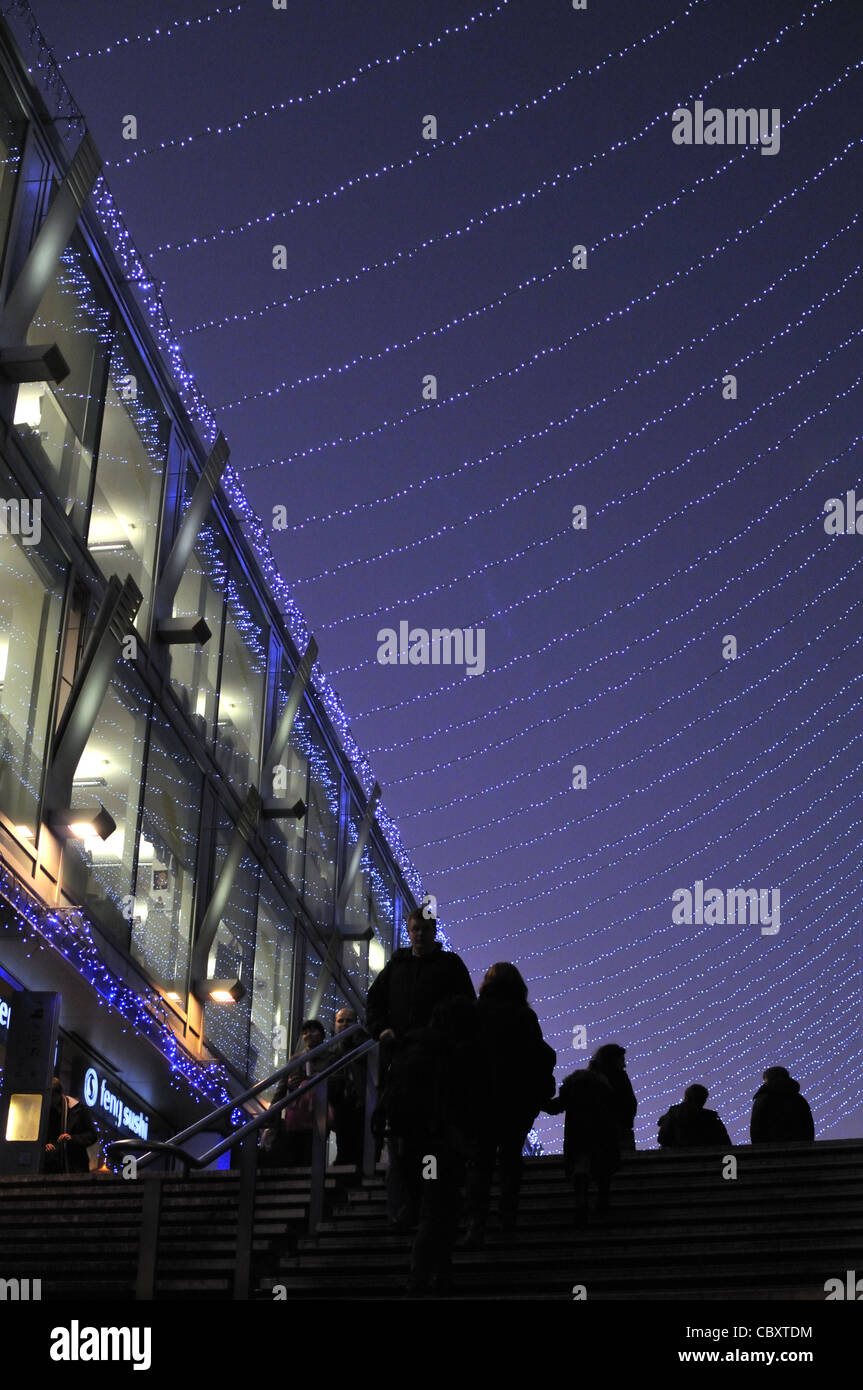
{"left": 365, "top": 909, "right": 476, "bottom": 1043}
{"left": 366, "top": 907, "right": 475, "bottom": 1226}
{"left": 376, "top": 995, "right": 482, "bottom": 1296}
{"left": 749, "top": 1067, "right": 815, "bottom": 1143}
{"left": 589, "top": 1042, "right": 638, "bottom": 1151}
{"left": 465, "top": 962, "right": 556, "bottom": 1246}
{"left": 545, "top": 1066, "right": 619, "bottom": 1225}
{"left": 43, "top": 1077, "right": 98, "bottom": 1174}
{"left": 658, "top": 1084, "right": 732, "bottom": 1149}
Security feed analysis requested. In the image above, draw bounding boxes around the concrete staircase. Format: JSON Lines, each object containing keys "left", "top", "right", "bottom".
{"left": 264, "top": 1138, "right": 863, "bottom": 1301}
{"left": 1, "top": 1139, "right": 860, "bottom": 1300}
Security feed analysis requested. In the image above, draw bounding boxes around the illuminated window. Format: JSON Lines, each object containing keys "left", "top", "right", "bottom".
{"left": 88, "top": 337, "right": 170, "bottom": 636}
{"left": 0, "top": 467, "right": 64, "bottom": 837}
{"left": 13, "top": 233, "right": 111, "bottom": 527}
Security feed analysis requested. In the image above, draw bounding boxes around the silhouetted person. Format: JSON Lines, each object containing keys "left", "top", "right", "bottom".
{"left": 376, "top": 995, "right": 482, "bottom": 1296}
{"left": 366, "top": 908, "right": 475, "bottom": 1226}
{"left": 298, "top": 1018, "right": 327, "bottom": 1074}
{"left": 589, "top": 1042, "right": 637, "bottom": 1151}
{"left": 366, "top": 909, "right": 475, "bottom": 1043}
{"left": 465, "top": 962, "right": 556, "bottom": 1246}
{"left": 750, "top": 1067, "right": 814, "bottom": 1143}
{"left": 330, "top": 1006, "right": 368, "bottom": 1168}
{"left": 43, "top": 1076, "right": 98, "bottom": 1174}
{"left": 545, "top": 1066, "right": 619, "bottom": 1225}
{"left": 261, "top": 1020, "right": 331, "bottom": 1166}
{"left": 658, "top": 1084, "right": 731, "bottom": 1148}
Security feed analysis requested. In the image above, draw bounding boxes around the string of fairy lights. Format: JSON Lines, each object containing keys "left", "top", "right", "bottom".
{"left": 413, "top": 594, "right": 863, "bottom": 856}
{"left": 195, "top": 144, "right": 858, "bottom": 430}
{"left": 149, "top": 0, "right": 831, "bottom": 260}
{"left": 533, "top": 798, "right": 863, "bottom": 1077}
{"left": 5, "top": 0, "right": 860, "bottom": 1135}
{"left": 528, "top": 766, "right": 863, "bottom": 1006}
{"left": 351, "top": 436, "right": 859, "bottom": 765}
{"left": 337, "top": 400, "right": 863, "bottom": 741}
{"left": 529, "top": 793, "right": 860, "bottom": 1091}
{"left": 229, "top": 93, "right": 861, "bottom": 428}
{"left": 59, "top": 1, "right": 248, "bottom": 64}
{"left": 219, "top": 203, "right": 858, "bottom": 422}
{"left": 444, "top": 655, "right": 863, "bottom": 920}
{"left": 400, "top": 586, "right": 863, "bottom": 826}
{"left": 324, "top": 351, "right": 863, "bottom": 684}
{"left": 431, "top": 625, "right": 863, "bottom": 907}
{"left": 108, "top": 0, "right": 515, "bottom": 168}
{"left": 487, "top": 761, "right": 863, "bottom": 1042}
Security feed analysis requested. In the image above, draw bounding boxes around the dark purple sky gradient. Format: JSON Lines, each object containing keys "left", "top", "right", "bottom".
{"left": 27, "top": 0, "right": 863, "bottom": 1146}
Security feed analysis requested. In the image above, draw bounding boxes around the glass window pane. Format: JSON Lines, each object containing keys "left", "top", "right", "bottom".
{"left": 215, "top": 561, "right": 268, "bottom": 793}
{"left": 342, "top": 820, "right": 395, "bottom": 992}
{"left": 249, "top": 879, "right": 295, "bottom": 1083}
{"left": 0, "top": 66, "right": 25, "bottom": 275}
{"left": 169, "top": 520, "right": 224, "bottom": 739}
{"left": 14, "top": 234, "right": 111, "bottom": 524}
{"left": 129, "top": 717, "right": 202, "bottom": 996}
{"left": 302, "top": 716, "right": 340, "bottom": 929}
{"left": 61, "top": 671, "right": 149, "bottom": 950}
{"left": 202, "top": 831, "right": 258, "bottom": 1079}
{"left": 88, "top": 338, "right": 170, "bottom": 635}
{"left": 263, "top": 673, "right": 309, "bottom": 894}
{"left": 301, "top": 940, "right": 348, "bottom": 1039}
{"left": 0, "top": 503, "right": 64, "bottom": 834}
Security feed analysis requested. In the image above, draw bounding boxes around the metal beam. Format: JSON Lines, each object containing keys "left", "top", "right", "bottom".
{"left": 47, "top": 574, "right": 142, "bottom": 813}
{"left": 336, "top": 782, "right": 381, "bottom": 920}
{"left": 192, "top": 787, "right": 260, "bottom": 979}
{"left": 0, "top": 133, "right": 101, "bottom": 346}
{"left": 308, "top": 783, "right": 381, "bottom": 1016}
{"left": 155, "top": 433, "right": 229, "bottom": 619}
{"left": 263, "top": 637, "right": 318, "bottom": 789}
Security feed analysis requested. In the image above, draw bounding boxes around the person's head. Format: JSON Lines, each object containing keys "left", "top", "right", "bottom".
{"left": 301, "top": 1019, "right": 325, "bottom": 1050}
{"left": 590, "top": 1043, "right": 627, "bottom": 1074}
{"left": 50, "top": 1076, "right": 64, "bottom": 1108}
{"left": 763, "top": 1066, "right": 790, "bottom": 1084}
{"left": 335, "top": 1007, "right": 357, "bottom": 1035}
{"left": 684, "top": 1084, "right": 709, "bottom": 1108}
{"left": 406, "top": 907, "right": 437, "bottom": 957}
{"left": 478, "top": 961, "right": 528, "bottom": 1006}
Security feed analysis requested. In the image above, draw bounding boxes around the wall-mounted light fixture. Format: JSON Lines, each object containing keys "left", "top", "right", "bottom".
{"left": 195, "top": 977, "right": 246, "bottom": 1005}
{"left": 260, "top": 798, "right": 307, "bottom": 820}
{"left": 47, "top": 805, "right": 116, "bottom": 841}
{"left": 0, "top": 342, "right": 70, "bottom": 384}
{"left": 156, "top": 616, "right": 212, "bottom": 645}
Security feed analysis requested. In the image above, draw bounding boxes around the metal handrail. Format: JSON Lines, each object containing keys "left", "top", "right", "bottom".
{"left": 106, "top": 1029, "right": 380, "bottom": 1301}
{"left": 114, "top": 1021, "right": 368, "bottom": 1171}
{"left": 106, "top": 1035, "right": 377, "bottom": 1168}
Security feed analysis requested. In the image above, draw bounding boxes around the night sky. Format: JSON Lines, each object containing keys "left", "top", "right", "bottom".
{"left": 20, "top": 0, "right": 863, "bottom": 1147}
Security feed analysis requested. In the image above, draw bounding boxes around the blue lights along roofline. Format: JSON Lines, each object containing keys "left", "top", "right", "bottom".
{"left": 0, "top": 858, "right": 237, "bottom": 1116}
{"left": 3, "top": 1, "right": 446, "bottom": 947}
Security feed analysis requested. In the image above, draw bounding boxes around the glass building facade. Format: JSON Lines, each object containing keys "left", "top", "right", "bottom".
{"left": 0, "top": 19, "right": 415, "bottom": 1138}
